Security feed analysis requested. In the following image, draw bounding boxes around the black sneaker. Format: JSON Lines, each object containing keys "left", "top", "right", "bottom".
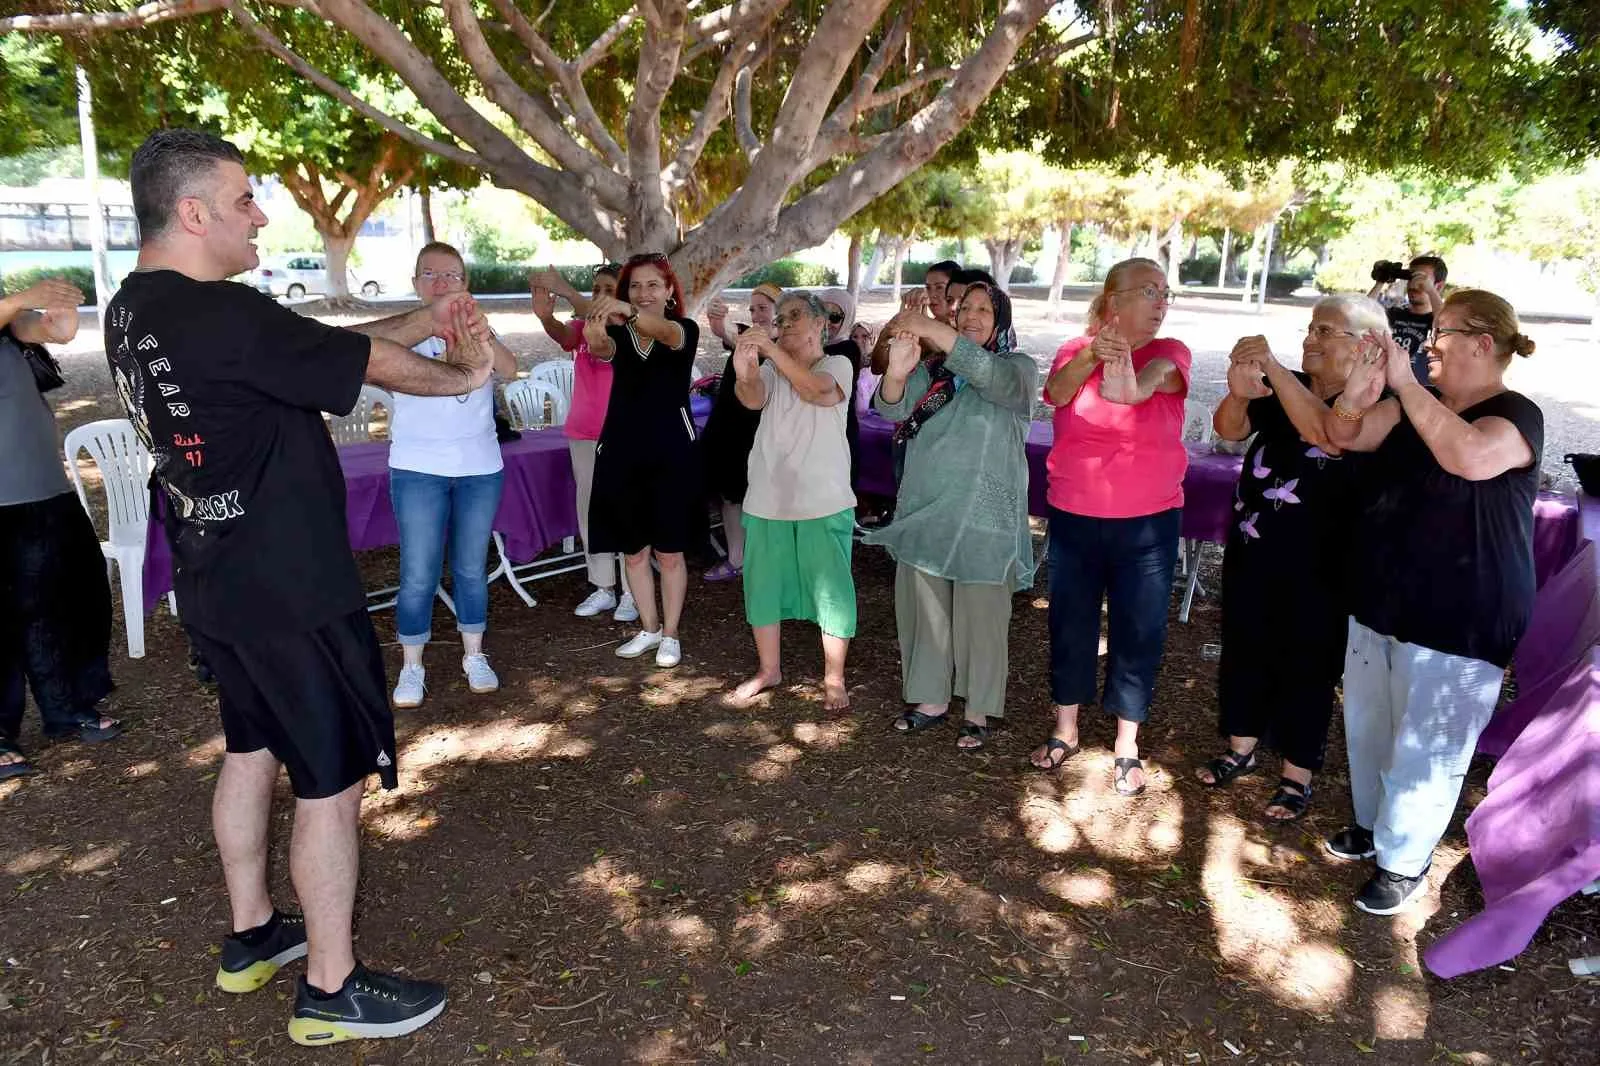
{"left": 1355, "top": 865, "right": 1431, "bottom": 915}
{"left": 287, "top": 963, "right": 447, "bottom": 1046}
{"left": 1325, "top": 825, "right": 1377, "bottom": 861}
{"left": 216, "top": 912, "right": 307, "bottom": 993}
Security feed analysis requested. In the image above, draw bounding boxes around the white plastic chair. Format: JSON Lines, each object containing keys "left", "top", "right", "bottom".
{"left": 327, "top": 385, "right": 392, "bottom": 445}
{"left": 62, "top": 418, "right": 172, "bottom": 659}
{"left": 504, "top": 379, "right": 567, "bottom": 430}
{"left": 529, "top": 360, "right": 575, "bottom": 419}
{"left": 1178, "top": 399, "right": 1217, "bottom": 623}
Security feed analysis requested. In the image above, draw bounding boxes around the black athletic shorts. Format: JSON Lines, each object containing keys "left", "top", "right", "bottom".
{"left": 187, "top": 610, "right": 398, "bottom": 800}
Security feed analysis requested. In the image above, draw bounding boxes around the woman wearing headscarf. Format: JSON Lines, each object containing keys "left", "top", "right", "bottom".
{"left": 869, "top": 281, "right": 1036, "bottom": 751}
{"left": 700, "top": 282, "right": 782, "bottom": 581}
{"left": 818, "top": 288, "right": 865, "bottom": 493}
{"left": 727, "top": 292, "right": 857, "bottom": 709}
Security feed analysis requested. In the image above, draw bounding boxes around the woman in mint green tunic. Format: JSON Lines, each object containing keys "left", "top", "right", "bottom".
{"left": 868, "top": 282, "right": 1036, "bottom": 750}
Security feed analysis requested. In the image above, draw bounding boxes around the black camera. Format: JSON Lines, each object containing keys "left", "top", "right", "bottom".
{"left": 1371, "top": 260, "right": 1414, "bottom": 284}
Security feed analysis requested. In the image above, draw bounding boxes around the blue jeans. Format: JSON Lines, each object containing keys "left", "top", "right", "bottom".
{"left": 389, "top": 469, "right": 504, "bottom": 645}
{"left": 1047, "top": 506, "right": 1180, "bottom": 723}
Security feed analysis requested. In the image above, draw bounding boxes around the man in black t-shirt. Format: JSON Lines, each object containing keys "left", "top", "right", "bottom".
{"left": 107, "top": 129, "right": 494, "bottom": 1046}
{"left": 1374, "top": 255, "right": 1447, "bottom": 383}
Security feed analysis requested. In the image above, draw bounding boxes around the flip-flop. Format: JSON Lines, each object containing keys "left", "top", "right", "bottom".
{"left": 1113, "top": 757, "right": 1148, "bottom": 797}
{"left": 893, "top": 708, "right": 949, "bottom": 734}
{"left": 1029, "top": 736, "right": 1080, "bottom": 772}
{"left": 0, "top": 743, "right": 38, "bottom": 781}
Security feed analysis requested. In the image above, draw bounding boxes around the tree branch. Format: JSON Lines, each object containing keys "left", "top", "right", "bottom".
{"left": 860, "top": 65, "right": 958, "bottom": 113}
{"left": 224, "top": 1, "right": 487, "bottom": 172}
{"left": 486, "top": 0, "right": 628, "bottom": 170}
{"left": 663, "top": 0, "right": 783, "bottom": 191}
{"left": 441, "top": 0, "right": 610, "bottom": 185}
{"left": 577, "top": 8, "right": 640, "bottom": 73}
{"left": 0, "top": 0, "right": 238, "bottom": 33}
{"left": 734, "top": 61, "right": 761, "bottom": 161}
{"left": 624, "top": 0, "right": 691, "bottom": 244}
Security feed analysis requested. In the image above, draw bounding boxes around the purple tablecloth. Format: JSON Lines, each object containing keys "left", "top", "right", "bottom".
{"left": 142, "top": 429, "right": 580, "bottom": 608}
{"left": 855, "top": 411, "right": 1242, "bottom": 544}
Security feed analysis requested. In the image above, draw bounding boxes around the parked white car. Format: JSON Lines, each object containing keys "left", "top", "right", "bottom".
{"left": 250, "top": 254, "right": 385, "bottom": 298}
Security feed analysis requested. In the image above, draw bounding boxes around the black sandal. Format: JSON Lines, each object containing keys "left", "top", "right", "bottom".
{"left": 956, "top": 722, "right": 990, "bottom": 751}
{"left": 0, "top": 742, "right": 38, "bottom": 782}
{"left": 894, "top": 708, "right": 949, "bottom": 734}
{"left": 1113, "top": 757, "right": 1148, "bottom": 797}
{"left": 1264, "top": 778, "right": 1313, "bottom": 822}
{"left": 44, "top": 716, "right": 123, "bottom": 745}
{"left": 1197, "top": 747, "right": 1258, "bottom": 788}
{"left": 1030, "top": 737, "right": 1080, "bottom": 772}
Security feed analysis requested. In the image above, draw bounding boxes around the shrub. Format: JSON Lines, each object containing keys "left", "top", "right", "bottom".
{"left": 1265, "top": 271, "right": 1309, "bottom": 299}
{"left": 732, "top": 259, "right": 838, "bottom": 288}
{"left": 1, "top": 265, "right": 97, "bottom": 305}
{"left": 1007, "top": 262, "right": 1038, "bottom": 284}
{"left": 464, "top": 262, "right": 604, "bottom": 295}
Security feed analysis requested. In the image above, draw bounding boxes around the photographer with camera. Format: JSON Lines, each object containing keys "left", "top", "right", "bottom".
{"left": 1368, "top": 255, "right": 1447, "bottom": 382}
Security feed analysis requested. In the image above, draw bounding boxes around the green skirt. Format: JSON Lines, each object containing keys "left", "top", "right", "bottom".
{"left": 741, "top": 509, "right": 857, "bottom": 638}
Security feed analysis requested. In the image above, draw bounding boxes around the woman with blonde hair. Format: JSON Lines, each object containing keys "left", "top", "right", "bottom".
{"left": 1254, "top": 288, "right": 1543, "bottom": 915}
{"left": 1031, "top": 258, "right": 1189, "bottom": 796}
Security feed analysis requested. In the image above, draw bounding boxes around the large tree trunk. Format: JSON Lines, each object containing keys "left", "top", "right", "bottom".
{"left": 321, "top": 232, "right": 355, "bottom": 298}
{"left": 1048, "top": 219, "right": 1074, "bottom": 314}
{"left": 1240, "top": 225, "right": 1264, "bottom": 305}
{"left": 419, "top": 184, "right": 436, "bottom": 244}
{"left": 846, "top": 232, "right": 863, "bottom": 306}
{"left": 862, "top": 236, "right": 888, "bottom": 291}
{"left": 1217, "top": 227, "right": 1232, "bottom": 288}
{"left": 889, "top": 237, "right": 906, "bottom": 303}
{"left": 985, "top": 237, "right": 1024, "bottom": 292}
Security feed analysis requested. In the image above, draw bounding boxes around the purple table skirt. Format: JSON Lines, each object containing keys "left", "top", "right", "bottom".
{"left": 143, "top": 429, "right": 580, "bottom": 608}
{"left": 1425, "top": 646, "right": 1600, "bottom": 978}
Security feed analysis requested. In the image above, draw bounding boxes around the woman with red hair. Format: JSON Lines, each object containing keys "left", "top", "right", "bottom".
{"left": 583, "top": 253, "right": 703, "bottom": 667}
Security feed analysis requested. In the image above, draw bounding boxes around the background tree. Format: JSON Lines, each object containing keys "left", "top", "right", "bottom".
{"left": 838, "top": 166, "right": 983, "bottom": 304}
{"left": 6, "top": 1, "right": 1588, "bottom": 309}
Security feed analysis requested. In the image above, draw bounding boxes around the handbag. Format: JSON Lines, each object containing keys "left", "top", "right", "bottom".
{"left": 3, "top": 327, "right": 65, "bottom": 393}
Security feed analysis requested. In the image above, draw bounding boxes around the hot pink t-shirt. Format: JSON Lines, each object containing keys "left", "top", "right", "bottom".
{"left": 1044, "top": 335, "right": 1192, "bottom": 518}
{"left": 561, "top": 322, "right": 613, "bottom": 441}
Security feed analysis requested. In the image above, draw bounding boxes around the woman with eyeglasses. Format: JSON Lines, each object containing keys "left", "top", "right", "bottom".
{"left": 388, "top": 242, "right": 521, "bottom": 709}
{"left": 1254, "top": 289, "right": 1543, "bottom": 915}
{"left": 870, "top": 281, "right": 1037, "bottom": 751}
{"left": 530, "top": 265, "right": 640, "bottom": 624}
{"left": 726, "top": 292, "right": 858, "bottom": 709}
{"left": 1194, "top": 295, "right": 1388, "bottom": 822}
{"left": 699, "top": 282, "right": 782, "bottom": 582}
{"left": 584, "top": 253, "right": 703, "bottom": 668}
{"left": 1030, "top": 258, "right": 1189, "bottom": 796}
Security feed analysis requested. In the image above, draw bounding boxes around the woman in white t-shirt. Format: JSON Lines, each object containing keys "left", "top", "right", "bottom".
{"left": 388, "top": 243, "right": 519, "bottom": 708}
{"left": 726, "top": 292, "right": 857, "bottom": 710}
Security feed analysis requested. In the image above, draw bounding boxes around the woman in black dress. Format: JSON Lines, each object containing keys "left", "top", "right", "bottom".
{"left": 701, "top": 282, "right": 781, "bottom": 581}
{"left": 1195, "top": 294, "right": 1388, "bottom": 821}
{"left": 585, "top": 253, "right": 702, "bottom": 668}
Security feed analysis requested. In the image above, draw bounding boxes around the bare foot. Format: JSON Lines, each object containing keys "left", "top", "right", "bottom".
{"left": 822, "top": 676, "right": 850, "bottom": 711}
{"left": 724, "top": 672, "right": 782, "bottom": 707}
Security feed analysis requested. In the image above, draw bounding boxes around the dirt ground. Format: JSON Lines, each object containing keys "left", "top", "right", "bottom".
{"left": 2, "top": 293, "right": 1596, "bottom": 1065}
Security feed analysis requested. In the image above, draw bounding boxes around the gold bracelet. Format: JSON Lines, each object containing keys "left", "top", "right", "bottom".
{"left": 1331, "top": 399, "right": 1365, "bottom": 422}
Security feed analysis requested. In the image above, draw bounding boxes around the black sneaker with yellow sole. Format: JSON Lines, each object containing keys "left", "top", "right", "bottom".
{"left": 288, "top": 963, "right": 447, "bottom": 1046}
{"left": 216, "top": 911, "right": 308, "bottom": 993}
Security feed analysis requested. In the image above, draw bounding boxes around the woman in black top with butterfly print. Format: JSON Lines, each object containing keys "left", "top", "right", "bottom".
{"left": 1194, "top": 296, "right": 1379, "bottom": 823}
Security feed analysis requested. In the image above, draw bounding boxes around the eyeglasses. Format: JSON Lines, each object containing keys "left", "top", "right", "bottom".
{"left": 826, "top": 311, "right": 846, "bottom": 324}
{"left": 418, "top": 269, "right": 463, "bottom": 283}
{"left": 1426, "top": 326, "right": 1482, "bottom": 344}
{"left": 1304, "top": 324, "right": 1359, "bottom": 340}
{"left": 776, "top": 309, "right": 810, "bottom": 327}
{"left": 1113, "top": 284, "right": 1176, "bottom": 304}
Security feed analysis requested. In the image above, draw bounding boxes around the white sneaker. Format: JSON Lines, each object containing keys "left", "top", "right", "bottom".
{"left": 392, "top": 664, "right": 426, "bottom": 709}
{"left": 462, "top": 654, "right": 499, "bottom": 694}
{"left": 655, "top": 636, "right": 682, "bottom": 668}
{"left": 616, "top": 629, "right": 663, "bottom": 659}
{"left": 613, "top": 592, "right": 640, "bottom": 623}
{"left": 574, "top": 587, "right": 618, "bottom": 618}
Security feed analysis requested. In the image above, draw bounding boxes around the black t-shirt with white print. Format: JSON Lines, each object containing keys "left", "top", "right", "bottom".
{"left": 1386, "top": 306, "right": 1434, "bottom": 383}
{"left": 104, "top": 269, "right": 371, "bottom": 641}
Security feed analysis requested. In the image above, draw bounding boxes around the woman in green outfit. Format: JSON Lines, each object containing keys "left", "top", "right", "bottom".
{"left": 870, "top": 282, "right": 1037, "bottom": 750}
{"left": 727, "top": 292, "right": 859, "bottom": 710}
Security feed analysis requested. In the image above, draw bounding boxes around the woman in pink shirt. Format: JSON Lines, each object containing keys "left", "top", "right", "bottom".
{"left": 1029, "top": 258, "right": 1190, "bottom": 797}
{"left": 531, "top": 265, "right": 639, "bottom": 623}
